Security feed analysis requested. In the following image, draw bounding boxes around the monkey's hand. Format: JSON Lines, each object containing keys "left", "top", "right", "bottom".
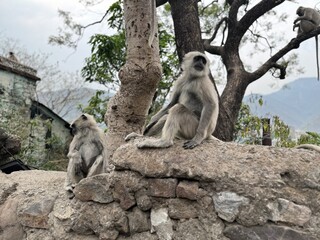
{"left": 74, "top": 159, "right": 83, "bottom": 176}
{"left": 68, "top": 151, "right": 83, "bottom": 175}
{"left": 183, "top": 139, "right": 201, "bottom": 149}
{"left": 293, "top": 18, "right": 300, "bottom": 24}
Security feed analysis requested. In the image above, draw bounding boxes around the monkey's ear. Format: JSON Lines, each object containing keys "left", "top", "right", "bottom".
{"left": 81, "top": 114, "right": 88, "bottom": 120}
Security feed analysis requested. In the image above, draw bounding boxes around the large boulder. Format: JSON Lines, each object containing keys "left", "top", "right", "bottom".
{"left": 0, "top": 140, "right": 320, "bottom": 239}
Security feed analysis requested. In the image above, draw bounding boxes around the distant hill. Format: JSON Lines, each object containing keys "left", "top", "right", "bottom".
{"left": 244, "top": 77, "right": 320, "bottom": 133}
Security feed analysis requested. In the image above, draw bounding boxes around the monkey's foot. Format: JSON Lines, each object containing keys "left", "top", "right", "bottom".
{"left": 183, "top": 140, "right": 200, "bottom": 149}
{"left": 66, "top": 191, "right": 75, "bottom": 199}
{"left": 125, "top": 132, "right": 142, "bottom": 141}
{"left": 137, "top": 139, "right": 173, "bottom": 149}
{"left": 65, "top": 186, "right": 75, "bottom": 199}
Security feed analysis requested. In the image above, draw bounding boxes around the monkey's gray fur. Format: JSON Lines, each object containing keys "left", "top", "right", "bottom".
{"left": 65, "top": 113, "right": 111, "bottom": 197}
{"left": 296, "top": 144, "right": 320, "bottom": 153}
{"left": 293, "top": 6, "right": 320, "bottom": 80}
{"left": 125, "top": 51, "right": 220, "bottom": 149}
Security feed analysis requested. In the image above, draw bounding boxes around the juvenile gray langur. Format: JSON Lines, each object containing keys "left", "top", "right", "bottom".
{"left": 125, "top": 51, "right": 220, "bottom": 149}
{"left": 296, "top": 144, "right": 320, "bottom": 153}
{"left": 65, "top": 113, "right": 110, "bottom": 197}
{"left": 293, "top": 6, "right": 320, "bottom": 80}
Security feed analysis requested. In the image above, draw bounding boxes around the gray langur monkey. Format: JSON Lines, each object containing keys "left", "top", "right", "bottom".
{"left": 293, "top": 6, "right": 320, "bottom": 80}
{"left": 296, "top": 144, "right": 320, "bottom": 153}
{"left": 65, "top": 113, "right": 111, "bottom": 197}
{"left": 125, "top": 51, "right": 220, "bottom": 149}
{"left": 8, "top": 52, "right": 18, "bottom": 62}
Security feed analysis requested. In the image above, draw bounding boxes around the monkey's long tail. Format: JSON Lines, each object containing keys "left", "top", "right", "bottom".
{"left": 316, "top": 35, "right": 319, "bottom": 80}
{"left": 296, "top": 144, "right": 320, "bottom": 153}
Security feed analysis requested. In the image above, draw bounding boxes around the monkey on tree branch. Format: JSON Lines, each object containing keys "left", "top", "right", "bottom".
{"left": 200, "top": 0, "right": 320, "bottom": 141}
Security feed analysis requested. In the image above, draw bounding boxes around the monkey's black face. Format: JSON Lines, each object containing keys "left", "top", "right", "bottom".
{"left": 193, "top": 55, "right": 207, "bottom": 71}
{"left": 70, "top": 123, "right": 77, "bottom": 136}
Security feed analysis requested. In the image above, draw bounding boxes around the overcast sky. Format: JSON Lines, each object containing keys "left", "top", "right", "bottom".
{"left": 0, "top": 0, "right": 319, "bottom": 95}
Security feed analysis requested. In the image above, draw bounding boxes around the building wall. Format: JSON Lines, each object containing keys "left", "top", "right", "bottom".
{"left": 0, "top": 70, "right": 37, "bottom": 117}
{"left": 0, "top": 56, "right": 71, "bottom": 165}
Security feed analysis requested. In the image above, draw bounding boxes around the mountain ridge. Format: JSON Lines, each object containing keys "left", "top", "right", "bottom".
{"left": 244, "top": 77, "right": 320, "bottom": 133}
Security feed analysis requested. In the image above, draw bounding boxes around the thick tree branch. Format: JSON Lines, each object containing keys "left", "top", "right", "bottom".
{"left": 208, "top": 17, "right": 229, "bottom": 42}
{"left": 270, "top": 63, "right": 286, "bottom": 79}
{"left": 250, "top": 27, "right": 320, "bottom": 82}
{"left": 228, "top": 0, "right": 248, "bottom": 29}
{"left": 230, "top": 0, "right": 284, "bottom": 43}
{"left": 203, "top": 17, "right": 228, "bottom": 55}
{"left": 203, "top": 44, "right": 223, "bottom": 55}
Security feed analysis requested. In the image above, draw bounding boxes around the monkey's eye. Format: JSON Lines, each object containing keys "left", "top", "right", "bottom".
{"left": 194, "top": 56, "right": 207, "bottom": 65}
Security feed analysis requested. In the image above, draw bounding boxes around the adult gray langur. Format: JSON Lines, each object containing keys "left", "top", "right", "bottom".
{"left": 293, "top": 6, "right": 320, "bottom": 80}
{"left": 65, "top": 113, "right": 111, "bottom": 197}
{"left": 125, "top": 51, "right": 220, "bottom": 149}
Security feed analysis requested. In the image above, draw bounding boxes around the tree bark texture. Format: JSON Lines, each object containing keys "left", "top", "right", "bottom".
{"left": 105, "top": 0, "right": 162, "bottom": 157}
{"left": 169, "top": 0, "right": 204, "bottom": 62}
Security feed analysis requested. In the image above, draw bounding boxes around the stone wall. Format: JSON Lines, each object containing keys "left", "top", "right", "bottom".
{"left": 0, "top": 56, "right": 70, "bottom": 163}
{"left": 0, "top": 56, "right": 39, "bottom": 118}
{"left": 1, "top": 140, "right": 320, "bottom": 240}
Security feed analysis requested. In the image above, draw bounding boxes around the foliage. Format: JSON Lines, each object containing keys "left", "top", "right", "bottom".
{"left": 82, "top": 33, "right": 125, "bottom": 88}
{"left": 234, "top": 97, "right": 296, "bottom": 147}
{"left": 79, "top": 90, "right": 109, "bottom": 124}
{"left": 272, "top": 115, "right": 295, "bottom": 148}
{"left": 0, "top": 110, "right": 68, "bottom": 170}
{"left": 81, "top": 0, "right": 179, "bottom": 118}
{"left": 298, "top": 132, "right": 320, "bottom": 145}
{"left": 234, "top": 103, "right": 262, "bottom": 145}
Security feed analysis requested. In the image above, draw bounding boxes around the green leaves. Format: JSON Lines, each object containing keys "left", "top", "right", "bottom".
{"left": 82, "top": 32, "right": 126, "bottom": 86}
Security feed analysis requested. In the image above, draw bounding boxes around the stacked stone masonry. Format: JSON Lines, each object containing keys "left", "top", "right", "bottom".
{"left": 0, "top": 56, "right": 40, "bottom": 118}
{"left": 0, "top": 140, "right": 320, "bottom": 239}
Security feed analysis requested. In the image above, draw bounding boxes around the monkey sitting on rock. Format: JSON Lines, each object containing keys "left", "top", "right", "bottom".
{"left": 125, "top": 51, "right": 220, "bottom": 149}
{"left": 65, "top": 113, "right": 112, "bottom": 198}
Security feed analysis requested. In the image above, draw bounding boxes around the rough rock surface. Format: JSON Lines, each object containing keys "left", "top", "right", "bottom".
{"left": 0, "top": 140, "right": 320, "bottom": 239}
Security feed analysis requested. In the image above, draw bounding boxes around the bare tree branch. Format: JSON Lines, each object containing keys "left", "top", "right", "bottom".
{"left": 208, "top": 17, "right": 228, "bottom": 42}
{"left": 250, "top": 27, "right": 320, "bottom": 82}
{"left": 82, "top": 10, "right": 108, "bottom": 29}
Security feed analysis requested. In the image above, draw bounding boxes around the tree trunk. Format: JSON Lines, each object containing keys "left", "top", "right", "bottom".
{"left": 214, "top": 72, "right": 250, "bottom": 141}
{"left": 105, "top": 0, "right": 162, "bottom": 158}
{"left": 213, "top": 40, "right": 251, "bottom": 142}
{"left": 169, "top": 0, "right": 204, "bottom": 62}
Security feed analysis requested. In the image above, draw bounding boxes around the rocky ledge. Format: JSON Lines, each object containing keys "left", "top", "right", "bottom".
{"left": 1, "top": 140, "right": 320, "bottom": 240}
